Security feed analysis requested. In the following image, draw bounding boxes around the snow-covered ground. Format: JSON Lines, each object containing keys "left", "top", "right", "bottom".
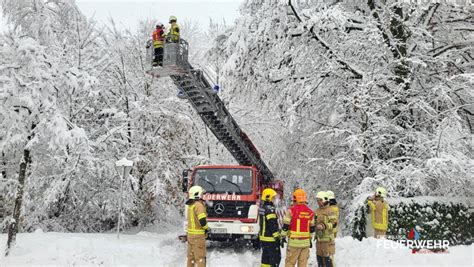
{"left": 0, "top": 229, "right": 472, "bottom": 266}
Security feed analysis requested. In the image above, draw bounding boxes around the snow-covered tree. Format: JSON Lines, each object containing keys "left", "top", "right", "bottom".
{"left": 1, "top": 0, "right": 471, "bottom": 239}
{"left": 210, "top": 0, "right": 473, "bottom": 214}
{"left": 1, "top": 0, "right": 109, "bottom": 237}
{"left": 0, "top": 29, "right": 78, "bottom": 256}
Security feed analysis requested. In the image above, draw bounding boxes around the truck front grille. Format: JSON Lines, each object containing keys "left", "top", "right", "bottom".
{"left": 207, "top": 201, "right": 253, "bottom": 219}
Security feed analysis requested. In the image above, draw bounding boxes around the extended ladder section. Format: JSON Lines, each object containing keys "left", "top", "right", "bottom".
{"left": 146, "top": 40, "right": 274, "bottom": 183}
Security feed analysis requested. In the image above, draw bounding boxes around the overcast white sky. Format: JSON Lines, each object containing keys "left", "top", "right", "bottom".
{"left": 0, "top": 1, "right": 242, "bottom": 32}
{"left": 75, "top": 0, "right": 243, "bottom": 31}
{"left": 76, "top": 0, "right": 240, "bottom": 2}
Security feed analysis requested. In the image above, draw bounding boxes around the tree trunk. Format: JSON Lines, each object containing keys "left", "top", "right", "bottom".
{"left": 125, "top": 96, "right": 132, "bottom": 146}
{"left": 390, "top": 6, "right": 410, "bottom": 86}
{"left": 1, "top": 151, "right": 6, "bottom": 179}
{"left": 368, "top": 0, "right": 411, "bottom": 85}
{"left": 5, "top": 148, "right": 30, "bottom": 256}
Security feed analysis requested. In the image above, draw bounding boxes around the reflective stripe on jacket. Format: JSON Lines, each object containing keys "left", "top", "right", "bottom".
{"left": 315, "top": 205, "right": 337, "bottom": 242}
{"left": 258, "top": 203, "right": 280, "bottom": 242}
{"left": 168, "top": 23, "right": 180, "bottom": 42}
{"left": 329, "top": 204, "right": 339, "bottom": 236}
{"left": 186, "top": 200, "right": 208, "bottom": 235}
{"left": 152, "top": 29, "right": 164, "bottom": 48}
{"left": 367, "top": 198, "right": 389, "bottom": 231}
{"left": 282, "top": 204, "right": 315, "bottom": 248}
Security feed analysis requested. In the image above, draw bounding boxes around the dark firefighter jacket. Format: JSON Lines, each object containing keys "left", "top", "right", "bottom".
{"left": 259, "top": 201, "right": 280, "bottom": 242}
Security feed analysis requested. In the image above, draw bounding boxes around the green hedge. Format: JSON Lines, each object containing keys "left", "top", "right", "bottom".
{"left": 351, "top": 197, "right": 473, "bottom": 245}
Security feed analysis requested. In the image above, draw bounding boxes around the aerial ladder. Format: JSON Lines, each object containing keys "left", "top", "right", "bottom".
{"left": 146, "top": 40, "right": 275, "bottom": 183}
{"left": 147, "top": 39, "right": 284, "bottom": 244}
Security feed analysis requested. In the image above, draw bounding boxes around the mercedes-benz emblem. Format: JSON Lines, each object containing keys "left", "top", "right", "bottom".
{"left": 214, "top": 203, "right": 225, "bottom": 214}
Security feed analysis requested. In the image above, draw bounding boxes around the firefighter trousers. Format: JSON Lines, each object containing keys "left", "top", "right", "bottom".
{"left": 374, "top": 229, "right": 386, "bottom": 238}
{"left": 154, "top": 47, "right": 163, "bottom": 66}
{"left": 316, "top": 241, "right": 335, "bottom": 256}
{"left": 317, "top": 255, "right": 334, "bottom": 267}
{"left": 261, "top": 241, "right": 281, "bottom": 267}
{"left": 187, "top": 234, "right": 206, "bottom": 267}
{"left": 285, "top": 246, "right": 310, "bottom": 267}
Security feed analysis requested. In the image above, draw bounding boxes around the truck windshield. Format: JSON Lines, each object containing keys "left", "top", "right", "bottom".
{"left": 193, "top": 168, "right": 253, "bottom": 194}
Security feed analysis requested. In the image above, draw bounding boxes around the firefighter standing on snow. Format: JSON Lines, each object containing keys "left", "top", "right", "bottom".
{"left": 326, "top": 191, "right": 339, "bottom": 237}
{"left": 186, "top": 186, "right": 209, "bottom": 267}
{"left": 326, "top": 191, "right": 341, "bottom": 260}
{"left": 314, "top": 191, "right": 337, "bottom": 267}
{"left": 259, "top": 188, "right": 281, "bottom": 267}
{"left": 281, "top": 189, "right": 315, "bottom": 267}
{"left": 326, "top": 190, "right": 339, "bottom": 267}
{"left": 366, "top": 187, "right": 389, "bottom": 238}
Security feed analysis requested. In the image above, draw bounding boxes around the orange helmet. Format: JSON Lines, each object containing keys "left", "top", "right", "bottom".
{"left": 292, "top": 189, "right": 307, "bottom": 203}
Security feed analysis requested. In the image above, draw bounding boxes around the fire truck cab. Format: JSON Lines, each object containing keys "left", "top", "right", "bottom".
{"left": 182, "top": 165, "right": 284, "bottom": 246}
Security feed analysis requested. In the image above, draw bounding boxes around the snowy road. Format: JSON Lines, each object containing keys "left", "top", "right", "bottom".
{"left": 0, "top": 229, "right": 472, "bottom": 266}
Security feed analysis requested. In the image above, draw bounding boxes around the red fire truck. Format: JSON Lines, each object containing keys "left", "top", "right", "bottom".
{"left": 182, "top": 166, "right": 284, "bottom": 246}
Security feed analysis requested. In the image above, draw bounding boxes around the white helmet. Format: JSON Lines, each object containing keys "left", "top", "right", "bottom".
{"left": 316, "top": 191, "right": 329, "bottom": 201}
{"left": 156, "top": 22, "right": 164, "bottom": 28}
{"left": 376, "top": 187, "right": 387, "bottom": 198}
{"left": 189, "top": 185, "right": 204, "bottom": 200}
{"left": 326, "top": 190, "right": 335, "bottom": 200}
